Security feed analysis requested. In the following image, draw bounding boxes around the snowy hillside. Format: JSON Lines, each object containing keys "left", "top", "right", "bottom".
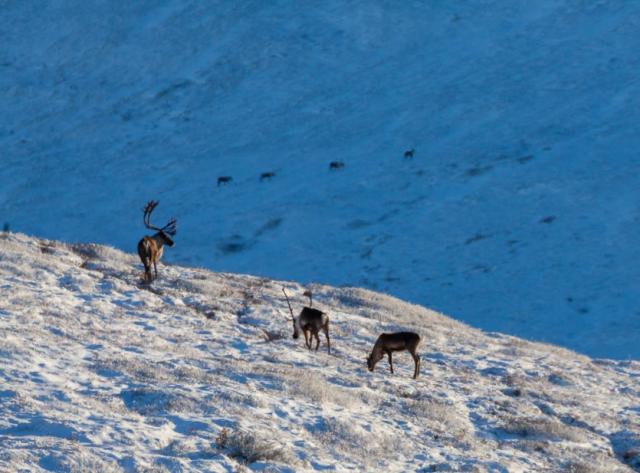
{"left": 1, "top": 234, "right": 639, "bottom": 472}
{"left": 1, "top": 1, "right": 640, "bottom": 360}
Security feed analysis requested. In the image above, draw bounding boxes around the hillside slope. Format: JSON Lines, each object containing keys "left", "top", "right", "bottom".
{"left": 2, "top": 1, "right": 640, "bottom": 359}
{"left": 0, "top": 234, "right": 638, "bottom": 472}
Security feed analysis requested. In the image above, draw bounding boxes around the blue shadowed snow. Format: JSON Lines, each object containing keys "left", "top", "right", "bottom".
{"left": 1, "top": 1, "right": 639, "bottom": 358}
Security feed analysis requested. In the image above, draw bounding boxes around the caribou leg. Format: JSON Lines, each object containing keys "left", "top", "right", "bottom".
{"left": 412, "top": 353, "right": 420, "bottom": 379}
{"left": 323, "top": 324, "right": 331, "bottom": 354}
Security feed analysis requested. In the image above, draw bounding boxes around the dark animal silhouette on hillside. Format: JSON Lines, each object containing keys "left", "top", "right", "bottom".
{"left": 137, "top": 201, "right": 176, "bottom": 283}
{"left": 260, "top": 172, "right": 276, "bottom": 181}
{"left": 217, "top": 176, "right": 232, "bottom": 186}
{"left": 282, "top": 288, "right": 330, "bottom": 353}
{"left": 367, "top": 332, "right": 421, "bottom": 379}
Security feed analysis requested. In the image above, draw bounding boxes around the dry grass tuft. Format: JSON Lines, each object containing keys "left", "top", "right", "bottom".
{"left": 501, "top": 416, "right": 589, "bottom": 443}
{"left": 286, "top": 372, "right": 359, "bottom": 409}
{"left": 222, "top": 428, "right": 295, "bottom": 465}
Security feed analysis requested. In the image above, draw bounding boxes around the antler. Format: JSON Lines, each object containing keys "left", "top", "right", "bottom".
{"left": 303, "top": 289, "right": 313, "bottom": 307}
{"left": 142, "top": 200, "right": 177, "bottom": 235}
{"left": 161, "top": 217, "right": 177, "bottom": 236}
{"left": 142, "top": 201, "right": 161, "bottom": 231}
{"left": 282, "top": 287, "right": 295, "bottom": 321}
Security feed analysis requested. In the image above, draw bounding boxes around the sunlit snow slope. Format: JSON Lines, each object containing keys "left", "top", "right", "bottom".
{"left": 1, "top": 234, "right": 639, "bottom": 472}
{"left": 1, "top": 1, "right": 639, "bottom": 358}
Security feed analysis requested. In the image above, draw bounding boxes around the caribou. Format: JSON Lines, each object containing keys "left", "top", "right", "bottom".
{"left": 217, "top": 176, "right": 232, "bottom": 186}
{"left": 282, "top": 288, "right": 330, "bottom": 353}
{"left": 137, "top": 200, "right": 176, "bottom": 283}
{"left": 260, "top": 172, "right": 276, "bottom": 181}
{"left": 367, "top": 332, "right": 421, "bottom": 379}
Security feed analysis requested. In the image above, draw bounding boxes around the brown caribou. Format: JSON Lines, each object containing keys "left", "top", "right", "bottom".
{"left": 367, "top": 332, "right": 421, "bottom": 379}
{"left": 282, "top": 288, "right": 330, "bottom": 354}
{"left": 137, "top": 200, "right": 176, "bottom": 283}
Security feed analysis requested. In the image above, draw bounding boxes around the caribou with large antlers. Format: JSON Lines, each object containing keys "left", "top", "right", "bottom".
{"left": 282, "top": 288, "right": 330, "bottom": 353}
{"left": 137, "top": 200, "right": 177, "bottom": 283}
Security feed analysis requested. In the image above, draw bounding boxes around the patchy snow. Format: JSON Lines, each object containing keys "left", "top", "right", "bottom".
{"left": 1, "top": 0, "right": 639, "bottom": 359}
{"left": 0, "top": 234, "right": 638, "bottom": 472}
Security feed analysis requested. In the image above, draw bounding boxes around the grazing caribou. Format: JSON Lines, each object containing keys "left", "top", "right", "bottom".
{"left": 329, "top": 161, "right": 345, "bottom": 170}
{"left": 404, "top": 149, "right": 415, "bottom": 159}
{"left": 137, "top": 200, "right": 176, "bottom": 283}
{"left": 217, "top": 176, "right": 232, "bottom": 186}
{"left": 260, "top": 172, "right": 276, "bottom": 181}
{"left": 282, "top": 288, "right": 330, "bottom": 353}
{"left": 367, "top": 332, "right": 421, "bottom": 379}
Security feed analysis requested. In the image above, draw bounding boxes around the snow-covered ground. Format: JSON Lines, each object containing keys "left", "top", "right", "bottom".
{"left": 1, "top": 2, "right": 639, "bottom": 359}
{"left": 1, "top": 233, "right": 639, "bottom": 472}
